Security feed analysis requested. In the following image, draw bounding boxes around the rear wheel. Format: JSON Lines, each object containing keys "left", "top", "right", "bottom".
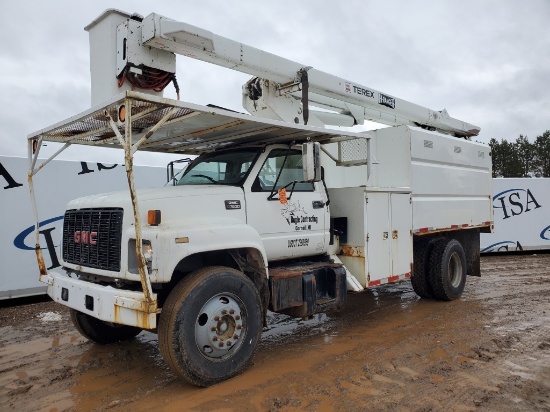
{"left": 411, "top": 238, "right": 439, "bottom": 299}
{"left": 158, "top": 266, "right": 262, "bottom": 387}
{"left": 428, "top": 239, "right": 467, "bottom": 301}
{"left": 70, "top": 309, "right": 142, "bottom": 344}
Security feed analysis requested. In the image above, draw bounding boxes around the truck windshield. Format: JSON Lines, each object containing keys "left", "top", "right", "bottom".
{"left": 177, "top": 148, "right": 260, "bottom": 186}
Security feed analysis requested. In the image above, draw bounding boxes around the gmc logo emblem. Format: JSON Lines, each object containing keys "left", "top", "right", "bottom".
{"left": 74, "top": 231, "right": 97, "bottom": 245}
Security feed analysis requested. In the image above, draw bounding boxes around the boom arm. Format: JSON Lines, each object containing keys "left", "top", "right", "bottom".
{"left": 139, "top": 13, "right": 479, "bottom": 138}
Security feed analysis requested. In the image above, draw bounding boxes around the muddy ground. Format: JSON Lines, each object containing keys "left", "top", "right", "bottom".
{"left": 1, "top": 254, "right": 549, "bottom": 412}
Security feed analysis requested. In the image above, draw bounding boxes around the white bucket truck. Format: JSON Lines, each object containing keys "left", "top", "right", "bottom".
{"left": 28, "top": 10, "right": 492, "bottom": 386}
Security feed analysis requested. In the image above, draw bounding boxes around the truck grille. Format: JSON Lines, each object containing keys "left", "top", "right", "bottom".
{"left": 62, "top": 208, "right": 123, "bottom": 272}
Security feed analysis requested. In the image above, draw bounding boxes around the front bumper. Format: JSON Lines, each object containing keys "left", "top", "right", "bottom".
{"left": 42, "top": 270, "right": 158, "bottom": 329}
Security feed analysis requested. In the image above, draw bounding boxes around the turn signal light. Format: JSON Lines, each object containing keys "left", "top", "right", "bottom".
{"left": 118, "top": 105, "right": 126, "bottom": 122}
{"left": 148, "top": 210, "right": 161, "bottom": 226}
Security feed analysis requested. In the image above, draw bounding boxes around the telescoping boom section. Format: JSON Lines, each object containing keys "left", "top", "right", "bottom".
{"left": 85, "top": 9, "right": 479, "bottom": 138}
{"left": 138, "top": 13, "right": 479, "bottom": 137}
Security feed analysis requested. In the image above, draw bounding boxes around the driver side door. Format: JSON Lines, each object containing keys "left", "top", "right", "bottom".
{"left": 245, "top": 148, "right": 329, "bottom": 261}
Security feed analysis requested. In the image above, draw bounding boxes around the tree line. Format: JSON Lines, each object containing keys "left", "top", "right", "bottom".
{"left": 489, "top": 130, "right": 550, "bottom": 178}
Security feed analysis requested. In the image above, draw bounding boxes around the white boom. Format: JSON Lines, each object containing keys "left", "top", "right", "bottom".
{"left": 139, "top": 13, "right": 479, "bottom": 138}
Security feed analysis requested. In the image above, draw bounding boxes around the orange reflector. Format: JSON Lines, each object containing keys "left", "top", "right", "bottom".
{"left": 148, "top": 210, "right": 161, "bottom": 226}
{"left": 118, "top": 105, "right": 126, "bottom": 122}
{"left": 278, "top": 188, "right": 288, "bottom": 204}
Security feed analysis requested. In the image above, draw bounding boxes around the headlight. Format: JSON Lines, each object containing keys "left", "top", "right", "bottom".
{"left": 142, "top": 240, "right": 153, "bottom": 273}
{"left": 128, "top": 239, "right": 154, "bottom": 274}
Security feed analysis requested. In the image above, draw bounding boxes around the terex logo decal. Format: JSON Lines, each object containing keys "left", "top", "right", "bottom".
{"left": 347, "top": 83, "right": 374, "bottom": 98}
{"left": 493, "top": 188, "right": 541, "bottom": 219}
{"left": 13, "top": 215, "right": 63, "bottom": 270}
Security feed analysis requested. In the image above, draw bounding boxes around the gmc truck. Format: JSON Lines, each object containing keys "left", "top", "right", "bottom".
{"left": 28, "top": 10, "right": 492, "bottom": 386}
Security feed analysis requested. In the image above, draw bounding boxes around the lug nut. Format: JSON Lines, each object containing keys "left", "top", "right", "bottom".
{"left": 235, "top": 315, "right": 241, "bottom": 320}
{"left": 214, "top": 316, "right": 220, "bottom": 321}
{"left": 237, "top": 325, "right": 242, "bottom": 330}
{"left": 221, "top": 309, "right": 228, "bottom": 315}
{"left": 213, "top": 337, "right": 218, "bottom": 341}
{"left": 211, "top": 327, "right": 216, "bottom": 332}
{"left": 233, "top": 334, "right": 239, "bottom": 339}
{"left": 227, "top": 341, "right": 232, "bottom": 347}
{"left": 229, "top": 309, "right": 235, "bottom": 314}
{"left": 218, "top": 342, "right": 224, "bottom": 347}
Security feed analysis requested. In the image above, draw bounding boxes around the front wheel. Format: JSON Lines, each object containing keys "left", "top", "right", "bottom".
{"left": 428, "top": 239, "right": 467, "bottom": 301}
{"left": 158, "top": 266, "right": 262, "bottom": 387}
{"left": 70, "top": 309, "right": 142, "bottom": 344}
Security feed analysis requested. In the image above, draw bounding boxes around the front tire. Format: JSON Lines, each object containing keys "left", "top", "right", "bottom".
{"left": 158, "top": 266, "right": 262, "bottom": 387}
{"left": 428, "top": 239, "right": 467, "bottom": 301}
{"left": 70, "top": 309, "right": 142, "bottom": 344}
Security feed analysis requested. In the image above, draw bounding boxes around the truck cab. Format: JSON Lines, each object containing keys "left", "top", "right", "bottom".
{"left": 62, "top": 142, "right": 333, "bottom": 283}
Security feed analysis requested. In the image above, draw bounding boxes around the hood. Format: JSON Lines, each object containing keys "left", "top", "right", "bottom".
{"left": 66, "top": 184, "right": 247, "bottom": 227}
{"left": 66, "top": 185, "right": 244, "bottom": 209}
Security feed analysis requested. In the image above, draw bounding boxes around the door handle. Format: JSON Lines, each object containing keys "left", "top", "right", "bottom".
{"left": 312, "top": 200, "right": 325, "bottom": 209}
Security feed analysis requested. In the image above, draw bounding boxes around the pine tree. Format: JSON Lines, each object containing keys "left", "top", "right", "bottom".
{"left": 533, "top": 131, "right": 550, "bottom": 177}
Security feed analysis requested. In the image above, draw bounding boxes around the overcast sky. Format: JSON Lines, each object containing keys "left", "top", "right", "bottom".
{"left": 1, "top": 0, "right": 549, "bottom": 165}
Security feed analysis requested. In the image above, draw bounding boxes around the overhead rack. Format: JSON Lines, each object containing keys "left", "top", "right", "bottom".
{"left": 27, "top": 91, "right": 371, "bottom": 302}
{"left": 28, "top": 91, "right": 368, "bottom": 156}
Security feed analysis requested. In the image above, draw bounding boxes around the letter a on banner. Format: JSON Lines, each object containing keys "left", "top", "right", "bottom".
{"left": 0, "top": 162, "right": 23, "bottom": 189}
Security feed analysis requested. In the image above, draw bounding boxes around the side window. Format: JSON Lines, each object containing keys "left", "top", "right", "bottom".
{"left": 254, "top": 149, "right": 314, "bottom": 192}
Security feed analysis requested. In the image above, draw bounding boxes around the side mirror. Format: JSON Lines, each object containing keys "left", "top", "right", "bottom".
{"left": 166, "top": 158, "right": 192, "bottom": 186}
{"left": 302, "top": 142, "right": 321, "bottom": 182}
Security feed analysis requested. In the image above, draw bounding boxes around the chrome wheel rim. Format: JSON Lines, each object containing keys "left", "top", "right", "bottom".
{"left": 195, "top": 293, "right": 245, "bottom": 360}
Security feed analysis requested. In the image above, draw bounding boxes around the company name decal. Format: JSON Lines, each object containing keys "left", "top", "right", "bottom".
{"left": 14, "top": 216, "right": 64, "bottom": 251}
{"left": 379, "top": 93, "right": 396, "bottom": 109}
{"left": 1, "top": 160, "right": 121, "bottom": 192}
{"left": 481, "top": 241, "right": 523, "bottom": 253}
{"left": 540, "top": 225, "right": 550, "bottom": 240}
{"left": 0, "top": 161, "right": 23, "bottom": 189}
{"left": 493, "top": 188, "right": 541, "bottom": 220}
{"left": 281, "top": 201, "right": 319, "bottom": 232}
{"left": 13, "top": 216, "right": 64, "bottom": 270}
